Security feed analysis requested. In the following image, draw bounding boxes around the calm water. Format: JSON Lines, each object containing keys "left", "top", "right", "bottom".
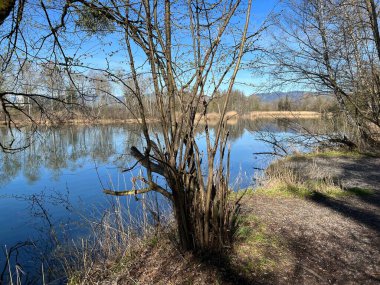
{"left": 0, "top": 119, "right": 320, "bottom": 281}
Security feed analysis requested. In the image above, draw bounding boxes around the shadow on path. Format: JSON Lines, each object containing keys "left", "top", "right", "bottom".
{"left": 308, "top": 192, "right": 380, "bottom": 233}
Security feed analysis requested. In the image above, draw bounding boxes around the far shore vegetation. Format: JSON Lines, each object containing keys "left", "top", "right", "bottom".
{"left": 0, "top": 110, "right": 326, "bottom": 126}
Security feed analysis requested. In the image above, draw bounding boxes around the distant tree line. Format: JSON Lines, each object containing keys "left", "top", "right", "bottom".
{"left": 207, "top": 90, "right": 337, "bottom": 114}
{"left": 0, "top": 60, "right": 153, "bottom": 122}
{"left": 0, "top": 64, "right": 337, "bottom": 124}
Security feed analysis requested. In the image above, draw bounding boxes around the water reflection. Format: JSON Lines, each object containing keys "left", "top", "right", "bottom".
{"left": 0, "top": 119, "right": 326, "bottom": 186}
{"left": 0, "top": 118, "right": 329, "bottom": 283}
{"left": 0, "top": 125, "right": 136, "bottom": 185}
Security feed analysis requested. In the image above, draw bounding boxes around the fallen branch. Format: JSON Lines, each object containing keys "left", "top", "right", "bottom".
{"left": 104, "top": 182, "right": 173, "bottom": 201}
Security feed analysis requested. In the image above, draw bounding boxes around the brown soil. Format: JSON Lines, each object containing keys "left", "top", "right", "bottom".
{"left": 100, "top": 156, "right": 380, "bottom": 284}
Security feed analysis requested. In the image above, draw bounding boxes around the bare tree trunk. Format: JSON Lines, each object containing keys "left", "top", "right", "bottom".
{"left": 0, "top": 0, "right": 16, "bottom": 25}
{"left": 365, "top": 0, "right": 380, "bottom": 62}
{"left": 98, "top": 0, "right": 255, "bottom": 251}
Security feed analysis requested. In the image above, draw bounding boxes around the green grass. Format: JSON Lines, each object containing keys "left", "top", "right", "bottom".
{"left": 253, "top": 180, "right": 374, "bottom": 199}
{"left": 255, "top": 149, "right": 376, "bottom": 200}
{"left": 345, "top": 187, "right": 374, "bottom": 196}
{"left": 288, "top": 148, "right": 380, "bottom": 160}
{"left": 290, "top": 150, "right": 364, "bottom": 160}
{"left": 237, "top": 214, "right": 277, "bottom": 246}
{"left": 146, "top": 236, "right": 159, "bottom": 247}
{"left": 108, "top": 253, "right": 135, "bottom": 275}
{"left": 255, "top": 182, "right": 311, "bottom": 198}
{"left": 236, "top": 214, "right": 282, "bottom": 274}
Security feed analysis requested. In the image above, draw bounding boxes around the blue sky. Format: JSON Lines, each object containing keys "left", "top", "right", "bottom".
{"left": 83, "top": 0, "right": 281, "bottom": 95}
{"left": 2, "top": 0, "right": 282, "bottom": 96}
{"left": 109, "top": 0, "right": 281, "bottom": 95}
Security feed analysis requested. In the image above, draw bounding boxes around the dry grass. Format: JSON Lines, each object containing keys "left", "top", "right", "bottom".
{"left": 253, "top": 158, "right": 373, "bottom": 199}
{"left": 61, "top": 193, "right": 288, "bottom": 284}
{"left": 242, "top": 111, "right": 322, "bottom": 119}
{"left": 0, "top": 111, "right": 322, "bottom": 127}
{"left": 100, "top": 239, "right": 228, "bottom": 285}
{"left": 57, "top": 197, "right": 173, "bottom": 285}
{"left": 193, "top": 111, "right": 238, "bottom": 126}
{"left": 88, "top": 214, "right": 290, "bottom": 285}
{"left": 0, "top": 117, "right": 161, "bottom": 127}
{"left": 66, "top": 118, "right": 160, "bottom": 124}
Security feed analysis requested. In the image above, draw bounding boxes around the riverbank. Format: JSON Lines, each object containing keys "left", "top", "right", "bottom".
{"left": 65, "top": 150, "right": 379, "bottom": 284}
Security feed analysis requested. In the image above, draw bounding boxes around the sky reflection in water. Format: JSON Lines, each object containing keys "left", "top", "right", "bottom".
{"left": 0, "top": 119, "right": 320, "bottom": 263}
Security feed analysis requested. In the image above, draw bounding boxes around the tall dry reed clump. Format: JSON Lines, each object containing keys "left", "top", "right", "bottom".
{"left": 60, "top": 196, "right": 172, "bottom": 284}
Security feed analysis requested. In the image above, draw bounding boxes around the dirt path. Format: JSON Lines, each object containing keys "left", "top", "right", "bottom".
{"left": 243, "top": 156, "right": 380, "bottom": 284}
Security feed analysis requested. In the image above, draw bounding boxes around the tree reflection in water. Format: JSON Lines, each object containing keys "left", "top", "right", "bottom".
{"left": 0, "top": 119, "right": 331, "bottom": 186}
{"left": 0, "top": 125, "right": 143, "bottom": 185}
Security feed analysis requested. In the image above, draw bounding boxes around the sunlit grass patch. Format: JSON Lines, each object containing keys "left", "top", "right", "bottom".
{"left": 254, "top": 181, "right": 311, "bottom": 198}
{"left": 235, "top": 214, "right": 284, "bottom": 274}
{"left": 230, "top": 188, "right": 255, "bottom": 200}
{"left": 302, "top": 150, "right": 363, "bottom": 158}
{"left": 254, "top": 178, "right": 374, "bottom": 199}
{"left": 286, "top": 150, "right": 362, "bottom": 161}
{"left": 305, "top": 178, "right": 348, "bottom": 198}
{"left": 255, "top": 158, "right": 375, "bottom": 199}
{"left": 288, "top": 149, "right": 380, "bottom": 160}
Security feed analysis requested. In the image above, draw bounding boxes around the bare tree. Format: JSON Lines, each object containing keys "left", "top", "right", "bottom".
{"left": 0, "top": 0, "right": 96, "bottom": 151}
{"left": 65, "top": 0, "right": 258, "bottom": 251}
{"left": 266, "top": 0, "right": 380, "bottom": 149}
